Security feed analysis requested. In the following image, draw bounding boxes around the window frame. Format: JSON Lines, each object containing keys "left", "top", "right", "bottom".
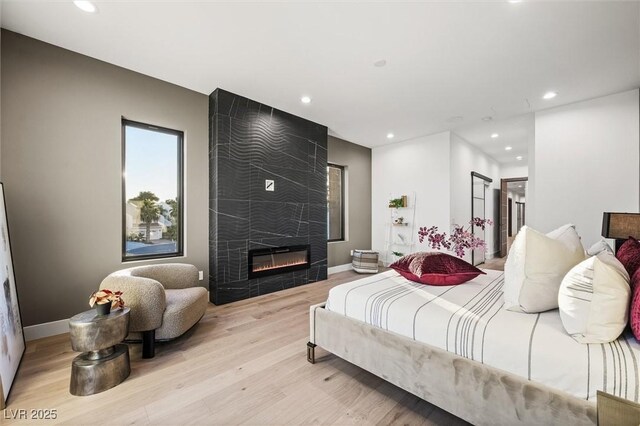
{"left": 327, "top": 163, "right": 346, "bottom": 243}
{"left": 121, "top": 118, "right": 185, "bottom": 262}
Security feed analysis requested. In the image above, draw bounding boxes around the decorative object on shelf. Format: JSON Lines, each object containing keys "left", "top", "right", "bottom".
{"left": 417, "top": 218, "right": 493, "bottom": 258}
{"left": 0, "top": 183, "right": 25, "bottom": 410}
{"left": 384, "top": 192, "right": 417, "bottom": 266}
{"left": 388, "top": 196, "right": 407, "bottom": 208}
{"left": 89, "top": 289, "right": 125, "bottom": 316}
{"left": 393, "top": 217, "right": 405, "bottom": 225}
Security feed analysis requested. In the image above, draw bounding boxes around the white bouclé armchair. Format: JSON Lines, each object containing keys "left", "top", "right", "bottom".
{"left": 99, "top": 263, "right": 208, "bottom": 358}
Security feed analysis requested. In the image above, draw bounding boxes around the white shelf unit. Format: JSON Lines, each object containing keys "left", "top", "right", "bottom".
{"left": 383, "top": 192, "right": 417, "bottom": 266}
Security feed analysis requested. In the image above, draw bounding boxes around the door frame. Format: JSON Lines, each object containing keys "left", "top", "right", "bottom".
{"left": 500, "top": 177, "right": 528, "bottom": 258}
{"left": 471, "top": 171, "right": 492, "bottom": 266}
{"left": 508, "top": 198, "right": 513, "bottom": 237}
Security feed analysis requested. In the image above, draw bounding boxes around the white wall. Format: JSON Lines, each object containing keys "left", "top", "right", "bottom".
{"left": 371, "top": 131, "right": 502, "bottom": 263}
{"left": 526, "top": 117, "right": 536, "bottom": 226}
{"left": 533, "top": 89, "right": 639, "bottom": 247}
{"left": 450, "top": 133, "right": 501, "bottom": 260}
{"left": 501, "top": 164, "right": 528, "bottom": 179}
{"left": 371, "top": 132, "right": 451, "bottom": 255}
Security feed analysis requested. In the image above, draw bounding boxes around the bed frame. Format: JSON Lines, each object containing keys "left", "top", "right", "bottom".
{"left": 308, "top": 303, "right": 597, "bottom": 426}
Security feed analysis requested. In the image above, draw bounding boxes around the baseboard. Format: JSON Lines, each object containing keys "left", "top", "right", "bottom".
{"left": 328, "top": 263, "right": 353, "bottom": 275}
{"left": 24, "top": 318, "right": 69, "bottom": 342}
{"left": 23, "top": 290, "right": 213, "bottom": 342}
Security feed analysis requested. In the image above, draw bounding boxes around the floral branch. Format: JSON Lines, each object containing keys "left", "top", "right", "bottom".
{"left": 417, "top": 218, "right": 493, "bottom": 258}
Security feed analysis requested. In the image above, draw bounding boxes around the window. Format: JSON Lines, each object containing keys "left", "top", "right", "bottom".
{"left": 327, "top": 164, "right": 345, "bottom": 242}
{"left": 122, "top": 119, "right": 184, "bottom": 261}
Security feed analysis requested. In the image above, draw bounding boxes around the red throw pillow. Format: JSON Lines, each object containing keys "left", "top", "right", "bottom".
{"left": 390, "top": 252, "right": 485, "bottom": 286}
{"left": 629, "top": 269, "right": 640, "bottom": 341}
{"left": 616, "top": 237, "right": 640, "bottom": 278}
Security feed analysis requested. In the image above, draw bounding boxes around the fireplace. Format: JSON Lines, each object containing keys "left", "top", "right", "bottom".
{"left": 248, "top": 245, "right": 311, "bottom": 279}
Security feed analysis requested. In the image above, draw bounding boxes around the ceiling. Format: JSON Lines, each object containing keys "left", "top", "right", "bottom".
{"left": 454, "top": 113, "right": 532, "bottom": 165}
{"left": 507, "top": 180, "right": 526, "bottom": 198}
{"left": 2, "top": 1, "right": 639, "bottom": 158}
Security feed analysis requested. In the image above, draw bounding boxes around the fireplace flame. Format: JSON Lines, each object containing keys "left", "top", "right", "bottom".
{"left": 253, "top": 258, "right": 308, "bottom": 272}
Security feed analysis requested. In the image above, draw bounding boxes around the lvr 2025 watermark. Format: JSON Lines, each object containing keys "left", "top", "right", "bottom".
{"left": 3, "top": 409, "right": 58, "bottom": 420}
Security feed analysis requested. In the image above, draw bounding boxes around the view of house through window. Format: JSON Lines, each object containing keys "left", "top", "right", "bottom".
{"left": 327, "top": 164, "right": 344, "bottom": 242}
{"left": 122, "top": 119, "right": 183, "bottom": 260}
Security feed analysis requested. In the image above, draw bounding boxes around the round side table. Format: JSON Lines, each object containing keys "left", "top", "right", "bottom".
{"left": 69, "top": 307, "right": 131, "bottom": 396}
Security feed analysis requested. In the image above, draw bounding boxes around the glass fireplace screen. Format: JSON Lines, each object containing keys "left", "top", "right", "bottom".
{"left": 248, "top": 245, "right": 311, "bottom": 279}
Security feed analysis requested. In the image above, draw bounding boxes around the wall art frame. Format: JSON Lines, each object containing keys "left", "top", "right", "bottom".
{"left": 0, "top": 182, "right": 25, "bottom": 409}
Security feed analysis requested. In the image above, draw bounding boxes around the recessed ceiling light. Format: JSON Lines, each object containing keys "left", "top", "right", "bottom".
{"left": 516, "top": 156, "right": 523, "bottom": 161}
{"left": 386, "top": 133, "right": 395, "bottom": 139}
{"left": 374, "top": 59, "right": 387, "bottom": 68}
{"left": 509, "top": 0, "right": 522, "bottom": 3}
{"left": 300, "top": 96, "right": 312, "bottom": 104}
{"left": 73, "top": 1, "right": 97, "bottom": 13}
{"left": 491, "top": 133, "right": 499, "bottom": 139}
{"left": 543, "top": 91, "right": 557, "bottom": 100}
{"left": 505, "top": 146, "right": 512, "bottom": 151}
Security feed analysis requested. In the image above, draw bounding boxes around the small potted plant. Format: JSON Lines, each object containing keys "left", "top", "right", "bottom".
{"left": 388, "top": 197, "right": 405, "bottom": 208}
{"left": 89, "top": 289, "right": 125, "bottom": 316}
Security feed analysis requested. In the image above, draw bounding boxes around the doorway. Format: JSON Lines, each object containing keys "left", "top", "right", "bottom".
{"left": 500, "top": 177, "right": 527, "bottom": 258}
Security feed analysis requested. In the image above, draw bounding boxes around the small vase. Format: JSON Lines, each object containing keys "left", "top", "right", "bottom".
{"left": 95, "top": 303, "right": 112, "bottom": 316}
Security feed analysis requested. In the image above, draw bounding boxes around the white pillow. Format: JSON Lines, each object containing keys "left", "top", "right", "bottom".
{"left": 504, "top": 224, "right": 585, "bottom": 313}
{"left": 586, "top": 238, "right": 614, "bottom": 256}
{"left": 558, "top": 252, "right": 630, "bottom": 343}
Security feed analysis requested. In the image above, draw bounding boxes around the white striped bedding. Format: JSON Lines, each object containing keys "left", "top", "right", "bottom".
{"left": 325, "top": 269, "right": 640, "bottom": 402}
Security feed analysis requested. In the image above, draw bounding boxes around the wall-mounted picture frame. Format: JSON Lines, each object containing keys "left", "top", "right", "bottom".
{"left": 0, "top": 183, "right": 25, "bottom": 409}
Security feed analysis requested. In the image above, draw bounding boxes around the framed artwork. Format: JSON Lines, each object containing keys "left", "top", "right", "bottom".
{"left": 0, "top": 183, "right": 25, "bottom": 409}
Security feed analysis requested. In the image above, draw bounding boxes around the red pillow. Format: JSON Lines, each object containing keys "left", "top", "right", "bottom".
{"left": 390, "top": 252, "right": 485, "bottom": 286}
{"left": 629, "top": 269, "right": 640, "bottom": 341}
{"left": 616, "top": 237, "right": 640, "bottom": 278}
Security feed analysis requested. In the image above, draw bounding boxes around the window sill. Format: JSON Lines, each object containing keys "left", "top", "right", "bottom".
{"left": 121, "top": 254, "right": 186, "bottom": 265}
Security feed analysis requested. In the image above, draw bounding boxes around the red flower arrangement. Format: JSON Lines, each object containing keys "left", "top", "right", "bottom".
{"left": 418, "top": 218, "right": 493, "bottom": 258}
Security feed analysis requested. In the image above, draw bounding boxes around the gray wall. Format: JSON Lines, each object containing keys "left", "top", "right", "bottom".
{"left": 327, "top": 136, "right": 372, "bottom": 266}
{"left": 1, "top": 31, "right": 209, "bottom": 326}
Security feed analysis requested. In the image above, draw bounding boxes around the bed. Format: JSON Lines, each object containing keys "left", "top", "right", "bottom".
{"left": 307, "top": 269, "right": 640, "bottom": 425}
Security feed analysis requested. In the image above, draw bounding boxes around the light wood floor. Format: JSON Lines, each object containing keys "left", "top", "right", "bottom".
{"left": 479, "top": 256, "right": 506, "bottom": 271}
{"left": 4, "top": 271, "right": 477, "bottom": 425}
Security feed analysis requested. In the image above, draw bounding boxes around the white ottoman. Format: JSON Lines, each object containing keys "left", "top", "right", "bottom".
{"left": 352, "top": 250, "right": 379, "bottom": 274}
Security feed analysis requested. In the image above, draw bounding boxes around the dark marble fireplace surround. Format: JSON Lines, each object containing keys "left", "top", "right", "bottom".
{"left": 209, "top": 89, "right": 328, "bottom": 304}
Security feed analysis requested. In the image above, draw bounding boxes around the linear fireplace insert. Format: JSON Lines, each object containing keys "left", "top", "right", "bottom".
{"left": 248, "top": 245, "right": 311, "bottom": 279}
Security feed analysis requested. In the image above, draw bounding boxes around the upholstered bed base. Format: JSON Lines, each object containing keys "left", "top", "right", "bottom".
{"left": 308, "top": 303, "right": 597, "bottom": 426}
